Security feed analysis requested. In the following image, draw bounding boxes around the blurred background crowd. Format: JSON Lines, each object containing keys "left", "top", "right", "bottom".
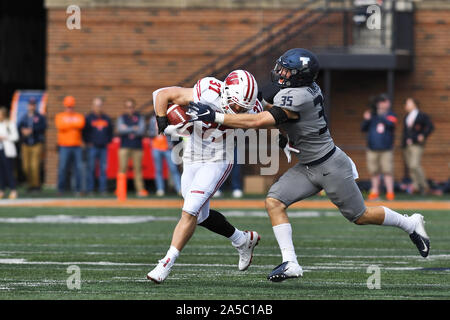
{"left": 0, "top": 91, "right": 447, "bottom": 200}
{"left": 0, "top": 0, "right": 448, "bottom": 200}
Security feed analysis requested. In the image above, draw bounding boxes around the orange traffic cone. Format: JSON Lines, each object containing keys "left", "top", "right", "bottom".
{"left": 116, "top": 172, "right": 127, "bottom": 201}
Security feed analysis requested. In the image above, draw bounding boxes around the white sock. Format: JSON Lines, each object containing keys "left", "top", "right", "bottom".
{"left": 162, "top": 245, "right": 180, "bottom": 267}
{"left": 273, "top": 223, "right": 298, "bottom": 263}
{"left": 382, "top": 206, "right": 416, "bottom": 234}
{"left": 229, "top": 229, "right": 246, "bottom": 247}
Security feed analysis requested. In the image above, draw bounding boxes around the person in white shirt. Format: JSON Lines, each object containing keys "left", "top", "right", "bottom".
{"left": 0, "top": 106, "right": 19, "bottom": 199}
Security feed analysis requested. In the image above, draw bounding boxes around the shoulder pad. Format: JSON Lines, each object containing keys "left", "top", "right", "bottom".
{"left": 194, "top": 77, "right": 223, "bottom": 103}
{"left": 248, "top": 99, "right": 263, "bottom": 114}
{"left": 273, "top": 88, "right": 311, "bottom": 109}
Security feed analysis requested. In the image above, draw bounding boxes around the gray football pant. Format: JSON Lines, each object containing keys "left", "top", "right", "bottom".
{"left": 267, "top": 148, "right": 366, "bottom": 222}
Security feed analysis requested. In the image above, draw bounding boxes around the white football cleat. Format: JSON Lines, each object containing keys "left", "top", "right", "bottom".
{"left": 234, "top": 231, "right": 260, "bottom": 271}
{"left": 267, "top": 261, "right": 303, "bottom": 282}
{"left": 146, "top": 258, "right": 173, "bottom": 284}
{"left": 408, "top": 213, "right": 430, "bottom": 258}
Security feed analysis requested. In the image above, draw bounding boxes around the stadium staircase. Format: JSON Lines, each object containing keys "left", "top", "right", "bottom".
{"left": 178, "top": 0, "right": 337, "bottom": 86}
{"left": 177, "top": 0, "right": 414, "bottom": 113}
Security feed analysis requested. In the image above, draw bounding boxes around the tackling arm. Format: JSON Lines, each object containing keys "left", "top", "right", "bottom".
{"left": 221, "top": 111, "right": 275, "bottom": 129}
{"left": 220, "top": 107, "right": 299, "bottom": 129}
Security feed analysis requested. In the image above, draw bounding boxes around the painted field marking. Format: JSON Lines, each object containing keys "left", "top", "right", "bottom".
{"left": 0, "top": 258, "right": 448, "bottom": 272}
{"left": 0, "top": 211, "right": 339, "bottom": 224}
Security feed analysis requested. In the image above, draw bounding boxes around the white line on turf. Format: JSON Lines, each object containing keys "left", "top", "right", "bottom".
{"left": 5, "top": 251, "right": 448, "bottom": 260}
{"left": 0, "top": 258, "right": 447, "bottom": 272}
{"left": 0, "top": 215, "right": 177, "bottom": 224}
{"left": 0, "top": 211, "right": 340, "bottom": 224}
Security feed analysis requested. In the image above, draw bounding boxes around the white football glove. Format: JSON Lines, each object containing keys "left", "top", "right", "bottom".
{"left": 283, "top": 144, "right": 300, "bottom": 163}
{"left": 163, "top": 123, "right": 190, "bottom": 139}
{"left": 279, "top": 134, "right": 299, "bottom": 163}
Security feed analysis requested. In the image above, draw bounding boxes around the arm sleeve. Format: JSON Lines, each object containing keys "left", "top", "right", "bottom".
{"left": 7, "top": 122, "right": 19, "bottom": 142}
{"left": 107, "top": 117, "right": 114, "bottom": 143}
{"left": 380, "top": 113, "right": 397, "bottom": 128}
{"left": 272, "top": 89, "right": 307, "bottom": 114}
{"left": 17, "top": 117, "right": 25, "bottom": 131}
{"left": 361, "top": 119, "right": 370, "bottom": 132}
{"left": 148, "top": 116, "right": 158, "bottom": 138}
{"left": 135, "top": 116, "right": 146, "bottom": 136}
{"left": 55, "top": 114, "right": 72, "bottom": 131}
{"left": 117, "top": 116, "right": 133, "bottom": 135}
{"left": 34, "top": 115, "right": 47, "bottom": 133}
{"left": 267, "top": 106, "right": 289, "bottom": 125}
{"left": 82, "top": 116, "right": 90, "bottom": 143}
{"left": 77, "top": 115, "right": 86, "bottom": 129}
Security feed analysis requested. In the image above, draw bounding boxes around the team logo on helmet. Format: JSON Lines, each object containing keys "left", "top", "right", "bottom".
{"left": 221, "top": 70, "right": 258, "bottom": 114}
{"left": 271, "top": 48, "right": 320, "bottom": 88}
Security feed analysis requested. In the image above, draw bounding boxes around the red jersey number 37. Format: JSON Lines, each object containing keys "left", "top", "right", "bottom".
{"left": 208, "top": 80, "right": 221, "bottom": 94}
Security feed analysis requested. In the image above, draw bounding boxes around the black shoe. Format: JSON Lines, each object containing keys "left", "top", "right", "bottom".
{"left": 408, "top": 213, "right": 430, "bottom": 258}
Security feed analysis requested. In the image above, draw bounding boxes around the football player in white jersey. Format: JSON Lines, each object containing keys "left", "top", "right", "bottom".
{"left": 147, "top": 70, "right": 262, "bottom": 284}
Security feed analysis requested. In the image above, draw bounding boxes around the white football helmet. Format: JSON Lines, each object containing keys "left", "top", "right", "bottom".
{"left": 221, "top": 70, "right": 258, "bottom": 114}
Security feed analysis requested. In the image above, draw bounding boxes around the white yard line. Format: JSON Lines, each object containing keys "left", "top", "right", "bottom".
{"left": 0, "top": 215, "right": 177, "bottom": 224}
{"left": 0, "top": 258, "right": 447, "bottom": 272}
{"left": 0, "top": 211, "right": 340, "bottom": 224}
{"left": 1, "top": 250, "right": 450, "bottom": 260}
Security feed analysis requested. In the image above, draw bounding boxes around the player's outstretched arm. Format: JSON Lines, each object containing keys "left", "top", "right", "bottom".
{"left": 188, "top": 102, "right": 298, "bottom": 129}
{"left": 221, "top": 111, "right": 275, "bottom": 129}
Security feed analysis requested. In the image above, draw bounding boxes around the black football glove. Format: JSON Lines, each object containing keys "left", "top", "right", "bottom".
{"left": 187, "top": 102, "right": 216, "bottom": 123}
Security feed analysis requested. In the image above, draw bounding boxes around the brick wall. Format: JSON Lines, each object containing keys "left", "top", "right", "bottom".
{"left": 45, "top": 7, "right": 449, "bottom": 186}
{"left": 328, "top": 11, "right": 450, "bottom": 184}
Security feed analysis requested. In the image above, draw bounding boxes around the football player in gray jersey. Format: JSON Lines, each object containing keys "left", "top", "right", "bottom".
{"left": 188, "top": 48, "right": 430, "bottom": 282}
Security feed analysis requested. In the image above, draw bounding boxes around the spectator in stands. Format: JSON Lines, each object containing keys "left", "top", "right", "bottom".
{"left": 402, "top": 97, "right": 436, "bottom": 195}
{"left": 361, "top": 93, "right": 397, "bottom": 201}
{"left": 17, "top": 97, "right": 46, "bottom": 192}
{"left": 55, "top": 96, "right": 85, "bottom": 195}
{"left": 117, "top": 98, "right": 148, "bottom": 197}
{"left": 148, "top": 112, "right": 181, "bottom": 196}
{"left": 0, "top": 106, "right": 19, "bottom": 199}
{"left": 83, "top": 97, "right": 113, "bottom": 195}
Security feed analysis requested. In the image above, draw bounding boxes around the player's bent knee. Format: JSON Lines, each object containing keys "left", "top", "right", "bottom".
{"left": 353, "top": 209, "right": 370, "bottom": 225}
{"left": 265, "top": 197, "right": 285, "bottom": 212}
{"left": 181, "top": 210, "right": 198, "bottom": 221}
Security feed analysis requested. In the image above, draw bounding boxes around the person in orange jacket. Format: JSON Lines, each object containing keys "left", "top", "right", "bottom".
{"left": 55, "top": 96, "right": 85, "bottom": 195}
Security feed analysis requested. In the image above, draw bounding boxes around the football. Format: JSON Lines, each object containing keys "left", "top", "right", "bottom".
{"left": 167, "top": 103, "right": 193, "bottom": 134}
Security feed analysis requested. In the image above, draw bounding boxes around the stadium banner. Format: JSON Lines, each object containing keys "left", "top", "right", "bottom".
{"left": 9, "top": 90, "right": 47, "bottom": 123}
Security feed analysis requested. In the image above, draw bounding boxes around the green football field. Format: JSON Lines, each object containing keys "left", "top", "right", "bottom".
{"left": 0, "top": 206, "right": 449, "bottom": 300}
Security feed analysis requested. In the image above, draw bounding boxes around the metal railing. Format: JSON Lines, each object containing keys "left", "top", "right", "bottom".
{"left": 178, "top": 0, "right": 410, "bottom": 86}
{"left": 178, "top": 0, "right": 323, "bottom": 86}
